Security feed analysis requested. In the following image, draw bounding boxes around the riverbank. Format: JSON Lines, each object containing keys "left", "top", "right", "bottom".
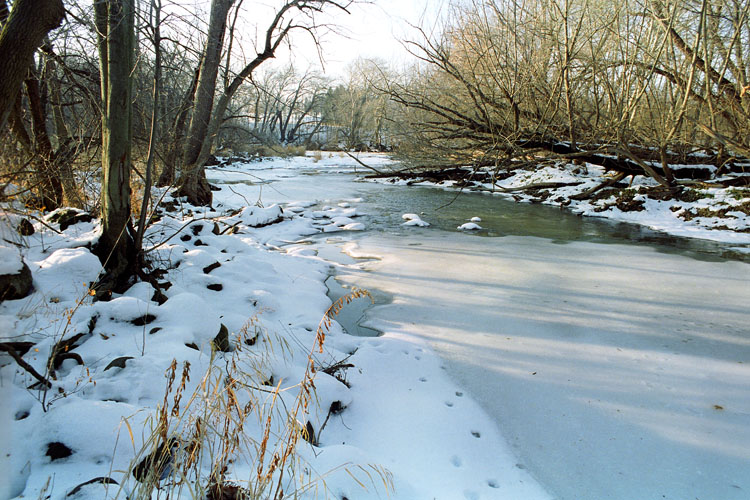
{"left": 2, "top": 153, "right": 748, "bottom": 500}
{"left": 372, "top": 159, "right": 750, "bottom": 251}
{"left": 0, "top": 153, "right": 550, "bottom": 499}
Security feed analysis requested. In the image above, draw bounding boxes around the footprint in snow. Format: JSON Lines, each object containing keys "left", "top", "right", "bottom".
{"left": 471, "top": 430, "right": 481, "bottom": 438}
{"left": 450, "top": 455, "right": 462, "bottom": 467}
{"left": 456, "top": 391, "right": 463, "bottom": 397}
{"left": 487, "top": 480, "right": 499, "bottom": 489}
{"left": 419, "top": 377, "right": 427, "bottom": 382}
{"left": 445, "top": 401, "right": 454, "bottom": 407}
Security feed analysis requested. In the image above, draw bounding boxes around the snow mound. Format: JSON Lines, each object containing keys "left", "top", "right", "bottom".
{"left": 0, "top": 245, "right": 23, "bottom": 275}
{"left": 458, "top": 222, "right": 482, "bottom": 231}
{"left": 402, "top": 213, "right": 430, "bottom": 227}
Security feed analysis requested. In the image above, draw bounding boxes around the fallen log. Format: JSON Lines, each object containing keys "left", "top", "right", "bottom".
{"left": 494, "top": 181, "right": 583, "bottom": 192}
{"left": 570, "top": 172, "right": 627, "bottom": 200}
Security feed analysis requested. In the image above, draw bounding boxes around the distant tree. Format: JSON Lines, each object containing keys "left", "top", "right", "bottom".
{"left": 178, "top": 0, "right": 353, "bottom": 206}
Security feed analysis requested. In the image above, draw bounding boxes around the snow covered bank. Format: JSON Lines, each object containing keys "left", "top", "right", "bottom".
{"left": 1, "top": 153, "right": 550, "bottom": 499}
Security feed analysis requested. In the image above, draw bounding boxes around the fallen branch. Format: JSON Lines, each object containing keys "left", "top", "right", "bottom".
{"left": 570, "top": 172, "right": 627, "bottom": 200}
{"left": 344, "top": 152, "right": 385, "bottom": 175}
{"left": 0, "top": 342, "right": 52, "bottom": 388}
{"left": 494, "top": 181, "right": 583, "bottom": 192}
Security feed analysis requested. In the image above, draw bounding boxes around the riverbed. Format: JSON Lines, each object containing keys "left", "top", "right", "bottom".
{"left": 210, "top": 155, "right": 750, "bottom": 500}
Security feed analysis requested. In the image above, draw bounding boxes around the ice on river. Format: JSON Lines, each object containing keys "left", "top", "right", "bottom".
{"left": 336, "top": 231, "right": 750, "bottom": 500}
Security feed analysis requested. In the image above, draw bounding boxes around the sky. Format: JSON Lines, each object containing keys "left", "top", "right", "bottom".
{"left": 281, "top": 0, "right": 453, "bottom": 78}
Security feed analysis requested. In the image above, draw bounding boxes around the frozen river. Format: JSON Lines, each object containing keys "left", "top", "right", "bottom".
{"left": 210, "top": 157, "right": 750, "bottom": 500}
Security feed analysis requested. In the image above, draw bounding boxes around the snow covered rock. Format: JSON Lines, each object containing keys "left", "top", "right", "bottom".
{"left": 0, "top": 246, "right": 32, "bottom": 302}
{"left": 46, "top": 207, "right": 93, "bottom": 231}
{"left": 402, "top": 213, "right": 430, "bottom": 227}
{"left": 457, "top": 222, "right": 482, "bottom": 231}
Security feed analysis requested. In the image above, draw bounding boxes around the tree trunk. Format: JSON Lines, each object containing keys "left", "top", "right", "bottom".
{"left": 25, "top": 72, "right": 64, "bottom": 209}
{"left": 157, "top": 66, "right": 199, "bottom": 187}
{"left": 177, "top": 0, "right": 234, "bottom": 206}
{"left": 93, "top": 0, "right": 136, "bottom": 297}
{"left": 0, "top": 0, "right": 64, "bottom": 130}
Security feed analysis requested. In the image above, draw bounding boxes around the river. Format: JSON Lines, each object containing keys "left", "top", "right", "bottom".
{"left": 210, "top": 158, "right": 750, "bottom": 500}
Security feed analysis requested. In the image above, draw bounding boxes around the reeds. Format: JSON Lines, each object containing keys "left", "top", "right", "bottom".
{"left": 118, "top": 294, "right": 391, "bottom": 500}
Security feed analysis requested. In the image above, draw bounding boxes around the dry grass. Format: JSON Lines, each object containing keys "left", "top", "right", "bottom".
{"left": 116, "top": 296, "right": 391, "bottom": 500}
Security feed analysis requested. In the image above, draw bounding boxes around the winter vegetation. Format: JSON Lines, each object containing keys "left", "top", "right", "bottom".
{"left": 1, "top": 0, "right": 749, "bottom": 499}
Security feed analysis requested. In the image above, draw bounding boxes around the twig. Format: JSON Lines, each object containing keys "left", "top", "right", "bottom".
{"left": 344, "top": 152, "right": 385, "bottom": 175}
{"left": 0, "top": 342, "right": 52, "bottom": 388}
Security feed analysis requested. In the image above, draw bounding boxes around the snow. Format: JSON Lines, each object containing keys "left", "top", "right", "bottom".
{"left": 0, "top": 154, "right": 549, "bottom": 500}
{"left": 2, "top": 153, "right": 748, "bottom": 500}
{"left": 335, "top": 232, "right": 750, "bottom": 500}
{"left": 457, "top": 222, "right": 482, "bottom": 230}
{"left": 401, "top": 213, "right": 430, "bottom": 227}
{"left": 0, "top": 244, "right": 23, "bottom": 275}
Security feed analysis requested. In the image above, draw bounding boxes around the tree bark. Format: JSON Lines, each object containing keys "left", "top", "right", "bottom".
{"left": 93, "top": 0, "right": 136, "bottom": 297}
{"left": 0, "top": 0, "right": 64, "bottom": 130}
{"left": 25, "top": 73, "right": 64, "bottom": 209}
{"left": 177, "top": 0, "right": 234, "bottom": 206}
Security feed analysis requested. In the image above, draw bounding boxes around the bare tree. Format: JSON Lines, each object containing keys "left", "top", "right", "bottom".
{"left": 93, "top": 0, "right": 137, "bottom": 297}
{"left": 177, "top": 0, "right": 352, "bottom": 206}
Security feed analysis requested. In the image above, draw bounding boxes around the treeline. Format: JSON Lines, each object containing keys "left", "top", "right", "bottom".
{"left": 380, "top": 0, "right": 750, "bottom": 187}
{"left": 219, "top": 60, "right": 395, "bottom": 152}
{"left": 3, "top": 0, "right": 749, "bottom": 290}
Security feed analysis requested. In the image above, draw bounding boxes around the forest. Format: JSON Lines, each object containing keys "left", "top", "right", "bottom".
{"left": 1, "top": 1, "right": 749, "bottom": 498}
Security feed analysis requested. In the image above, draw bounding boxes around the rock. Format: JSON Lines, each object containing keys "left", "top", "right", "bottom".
{"left": 104, "top": 356, "right": 133, "bottom": 371}
{"left": 212, "top": 324, "right": 231, "bottom": 352}
{"left": 47, "top": 208, "right": 93, "bottom": 231}
{"left": 151, "top": 288, "right": 168, "bottom": 305}
{"left": 17, "top": 218, "right": 34, "bottom": 236}
{"left": 46, "top": 441, "right": 73, "bottom": 461}
{"left": 132, "top": 437, "right": 180, "bottom": 482}
{"left": 203, "top": 262, "right": 221, "bottom": 274}
{"left": 185, "top": 342, "right": 199, "bottom": 351}
{"left": 206, "top": 283, "right": 223, "bottom": 291}
{"left": 0, "top": 260, "right": 33, "bottom": 302}
{"left": 301, "top": 421, "right": 316, "bottom": 445}
{"left": 131, "top": 314, "right": 156, "bottom": 326}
